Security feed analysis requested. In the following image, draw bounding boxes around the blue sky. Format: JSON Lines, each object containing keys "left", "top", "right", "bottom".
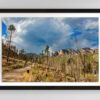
{"left": 2, "top": 17, "right": 99, "bottom": 54}
{"left": 2, "top": 22, "right": 7, "bottom": 38}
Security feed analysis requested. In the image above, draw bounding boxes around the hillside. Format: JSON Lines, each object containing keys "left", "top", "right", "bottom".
{"left": 2, "top": 41, "right": 99, "bottom": 82}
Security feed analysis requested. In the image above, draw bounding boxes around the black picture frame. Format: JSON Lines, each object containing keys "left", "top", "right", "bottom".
{"left": 0, "top": 9, "right": 100, "bottom": 90}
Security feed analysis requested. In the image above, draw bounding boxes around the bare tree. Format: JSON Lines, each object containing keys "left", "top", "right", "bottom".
{"left": 74, "top": 36, "right": 80, "bottom": 81}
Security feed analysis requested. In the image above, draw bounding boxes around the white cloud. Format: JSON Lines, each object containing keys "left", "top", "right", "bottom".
{"left": 91, "top": 46, "right": 98, "bottom": 49}
{"left": 80, "top": 39, "right": 90, "bottom": 47}
{"left": 78, "top": 39, "right": 98, "bottom": 49}
{"left": 49, "top": 47, "right": 54, "bottom": 56}
{"left": 2, "top": 35, "right": 8, "bottom": 44}
{"left": 52, "top": 18, "right": 73, "bottom": 37}
{"left": 16, "top": 19, "right": 36, "bottom": 33}
{"left": 84, "top": 19, "right": 98, "bottom": 29}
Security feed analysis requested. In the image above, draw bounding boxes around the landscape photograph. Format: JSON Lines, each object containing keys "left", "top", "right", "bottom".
{"left": 2, "top": 17, "right": 99, "bottom": 82}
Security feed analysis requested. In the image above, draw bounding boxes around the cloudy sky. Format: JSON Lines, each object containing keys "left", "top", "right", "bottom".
{"left": 2, "top": 17, "right": 99, "bottom": 54}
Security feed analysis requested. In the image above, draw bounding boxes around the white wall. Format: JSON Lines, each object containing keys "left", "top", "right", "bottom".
{"left": 0, "top": 0, "right": 100, "bottom": 100}
{"left": 0, "top": 0, "right": 100, "bottom": 8}
{"left": 0, "top": 90, "right": 100, "bottom": 100}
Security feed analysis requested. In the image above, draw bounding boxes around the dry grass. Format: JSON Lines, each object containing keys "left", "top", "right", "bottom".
{"left": 2, "top": 56, "right": 30, "bottom": 73}
{"left": 22, "top": 54, "right": 98, "bottom": 82}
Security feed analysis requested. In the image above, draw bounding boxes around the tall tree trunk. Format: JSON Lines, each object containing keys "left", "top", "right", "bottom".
{"left": 47, "top": 52, "right": 48, "bottom": 66}
{"left": 83, "top": 55, "right": 86, "bottom": 78}
{"left": 7, "top": 31, "right": 12, "bottom": 63}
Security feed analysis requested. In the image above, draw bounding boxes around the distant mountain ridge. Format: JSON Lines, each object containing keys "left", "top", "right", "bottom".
{"left": 25, "top": 53, "right": 39, "bottom": 58}
{"left": 53, "top": 48, "right": 98, "bottom": 56}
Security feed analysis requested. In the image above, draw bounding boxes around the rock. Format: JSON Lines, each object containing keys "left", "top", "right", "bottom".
{"left": 53, "top": 48, "right": 98, "bottom": 56}
{"left": 79, "top": 48, "right": 94, "bottom": 54}
{"left": 94, "top": 49, "right": 98, "bottom": 54}
{"left": 54, "top": 49, "right": 77, "bottom": 56}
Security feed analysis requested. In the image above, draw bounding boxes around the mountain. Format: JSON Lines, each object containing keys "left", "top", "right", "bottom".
{"left": 53, "top": 49, "right": 77, "bottom": 56}
{"left": 53, "top": 48, "right": 98, "bottom": 56}
{"left": 79, "top": 48, "right": 94, "bottom": 54}
{"left": 25, "top": 53, "right": 40, "bottom": 58}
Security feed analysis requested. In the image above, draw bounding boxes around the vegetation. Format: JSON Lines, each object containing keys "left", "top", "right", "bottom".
{"left": 22, "top": 54, "right": 98, "bottom": 82}
{"left": 45, "top": 45, "right": 49, "bottom": 65}
{"left": 6, "top": 24, "right": 16, "bottom": 62}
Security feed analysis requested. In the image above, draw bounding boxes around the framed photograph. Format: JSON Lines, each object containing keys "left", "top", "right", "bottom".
{"left": 0, "top": 9, "right": 100, "bottom": 90}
